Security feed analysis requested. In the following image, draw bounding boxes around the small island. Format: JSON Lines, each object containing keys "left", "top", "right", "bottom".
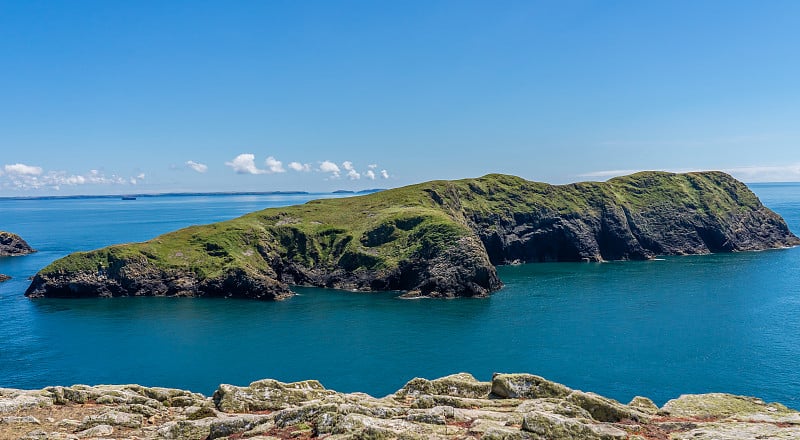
{"left": 0, "top": 231, "right": 37, "bottom": 257}
{"left": 1, "top": 372, "right": 798, "bottom": 439}
{"left": 25, "top": 171, "right": 800, "bottom": 299}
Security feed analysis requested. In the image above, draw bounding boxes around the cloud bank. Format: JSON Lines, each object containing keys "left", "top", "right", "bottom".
{"left": 0, "top": 163, "right": 142, "bottom": 191}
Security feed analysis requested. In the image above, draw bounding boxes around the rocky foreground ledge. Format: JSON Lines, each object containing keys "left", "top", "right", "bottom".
{"left": 1, "top": 373, "right": 798, "bottom": 440}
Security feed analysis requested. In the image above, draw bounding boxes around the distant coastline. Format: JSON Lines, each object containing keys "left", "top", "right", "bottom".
{"left": 0, "top": 188, "right": 386, "bottom": 201}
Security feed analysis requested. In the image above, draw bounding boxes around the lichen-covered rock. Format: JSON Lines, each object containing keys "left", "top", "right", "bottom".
{"left": 396, "top": 372, "right": 492, "bottom": 399}
{"left": 491, "top": 373, "right": 572, "bottom": 399}
{"left": 78, "top": 409, "right": 143, "bottom": 430}
{"left": 522, "top": 411, "right": 627, "bottom": 439}
{"left": 628, "top": 396, "right": 659, "bottom": 414}
{"left": 2, "top": 372, "right": 799, "bottom": 440}
{"left": 213, "top": 378, "right": 335, "bottom": 412}
{"left": 661, "top": 393, "right": 797, "bottom": 421}
{"left": 565, "top": 390, "right": 647, "bottom": 422}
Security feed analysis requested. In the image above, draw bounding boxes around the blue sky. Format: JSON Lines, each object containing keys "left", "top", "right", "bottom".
{"left": 1, "top": 0, "right": 799, "bottom": 195}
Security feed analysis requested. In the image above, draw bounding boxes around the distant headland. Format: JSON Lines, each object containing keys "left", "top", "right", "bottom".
{"left": 25, "top": 171, "right": 800, "bottom": 300}
{"left": 0, "top": 189, "right": 386, "bottom": 202}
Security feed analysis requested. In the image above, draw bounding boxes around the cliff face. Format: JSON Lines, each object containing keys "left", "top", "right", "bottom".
{"left": 25, "top": 171, "right": 800, "bottom": 299}
{"left": 1, "top": 372, "right": 798, "bottom": 439}
{"left": 0, "top": 231, "right": 36, "bottom": 257}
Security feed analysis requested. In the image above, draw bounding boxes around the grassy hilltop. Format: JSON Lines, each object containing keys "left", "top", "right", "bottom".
{"left": 26, "top": 171, "right": 799, "bottom": 299}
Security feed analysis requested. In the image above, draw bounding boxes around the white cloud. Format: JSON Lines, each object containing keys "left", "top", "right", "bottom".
{"left": 225, "top": 153, "right": 266, "bottom": 175}
{"left": 265, "top": 156, "right": 286, "bottom": 173}
{"left": 288, "top": 161, "right": 311, "bottom": 172}
{"left": 347, "top": 169, "right": 360, "bottom": 180}
{"left": 136, "top": 173, "right": 145, "bottom": 180}
{"left": 342, "top": 161, "right": 355, "bottom": 171}
{"left": 186, "top": 160, "right": 208, "bottom": 173}
{"left": 4, "top": 163, "right": 43, "bottom": 176}
{"left": 380, "top": 169, "right": 389, "bottom": 179}
{"left": 365, "top": 170, "right": 376, "bottom": 180}
{"left": 368, "top": 164, "right": 377, "bottom": 169}
{"left": 319, "top": 160, "right": 341, "bottom": 178}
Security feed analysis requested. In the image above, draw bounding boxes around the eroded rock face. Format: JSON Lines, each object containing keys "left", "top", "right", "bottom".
{"left": 0, "top": 231, "right": 36, "bottom": 257}
{"left": 2, "top": 372, "right": 798, "bottom": 439}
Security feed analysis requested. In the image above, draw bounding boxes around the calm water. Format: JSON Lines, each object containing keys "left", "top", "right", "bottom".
{"left": 1, "top": 186, "right": 799, "bottom": 408}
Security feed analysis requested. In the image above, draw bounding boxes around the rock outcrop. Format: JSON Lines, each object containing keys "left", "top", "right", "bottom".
{"left": 25, "top": 171, "right": 800, "bottom": 299}
{"left": 0, "top": 231, "right": 36, "bottom": 257}
{"left": 0, "top": 274, "right": 10, "bottom": 283}
{"left": 1, "top": 372, "right": 798, "bottom": 439}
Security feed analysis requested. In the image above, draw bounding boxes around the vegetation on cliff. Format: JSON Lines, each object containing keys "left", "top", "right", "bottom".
{"left": 25, "top": 171, "right": 800, "bottom": 299}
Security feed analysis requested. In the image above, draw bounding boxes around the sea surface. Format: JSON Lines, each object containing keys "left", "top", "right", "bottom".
{"left": 1, "top": 185, "right": 799, "bottom": 408}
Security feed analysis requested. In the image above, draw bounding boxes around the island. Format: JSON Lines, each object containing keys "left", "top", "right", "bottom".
{"left": 25, "top": 171, "right": 800, "bottom": 299}
{"left": 0, "top": 231, "right": 37, "bottom": 257}
{"left": 1, "top": 372, "right": 798, "bottom": 439}
{"left": 1, "top": 231, "right": 37, "bottom": 282}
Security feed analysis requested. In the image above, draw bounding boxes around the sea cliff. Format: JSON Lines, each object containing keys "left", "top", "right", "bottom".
{"left": 25, "top": 171, "right": 800, "bottom": 299}
{"left": 1, "top": 373, "right": 798, "bottom": 439}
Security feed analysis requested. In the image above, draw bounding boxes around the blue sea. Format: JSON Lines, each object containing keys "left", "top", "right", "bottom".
{"left": 1, "top": 185, "right": 799, "bottom": 408}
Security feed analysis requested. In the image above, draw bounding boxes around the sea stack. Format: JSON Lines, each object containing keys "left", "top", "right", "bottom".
{"left": 25, "top": 171, "right": 800, "bottom": 300}
{"left": 0, "top": 231, "right": 36, "bottom": 256}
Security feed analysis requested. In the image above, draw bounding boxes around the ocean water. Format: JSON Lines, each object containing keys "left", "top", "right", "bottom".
{"left": 1, "top": 185, "right": 798, "bottom": 408}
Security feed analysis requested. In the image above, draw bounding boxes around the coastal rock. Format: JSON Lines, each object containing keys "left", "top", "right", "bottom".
{"left": 491, "top": 373, "right": 572, "bottom": 399}
{"left": 1, "top": 373, "right": 799, "bottom": 440}
{"left": 0, "top": 231, "right": 36, "bottom": 256}
{"left": 213, "top": 379, "right": 335, "bottom": 412}
{"left": 0, "top": 274, "right": 9, "bottom": 282}
{"left": 25, "top": 172, "right": 800, "bottom": 299}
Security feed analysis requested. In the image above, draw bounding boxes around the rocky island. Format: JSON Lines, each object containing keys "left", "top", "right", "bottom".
{"left": 25, "top": 171, "right": 800, "bottom": 299}
{"left": 1, "top": 372, "right": 798, "bottom": 439}
{"left": 0, "top": 231, "right": 36, "bottom": 258}
{"left": 1, "top": 231, "right": 37, "bottom": 282}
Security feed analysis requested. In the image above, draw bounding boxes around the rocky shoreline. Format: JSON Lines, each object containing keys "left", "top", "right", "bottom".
{"left": 1, "top": 373, "right": 797, "bottom": 440}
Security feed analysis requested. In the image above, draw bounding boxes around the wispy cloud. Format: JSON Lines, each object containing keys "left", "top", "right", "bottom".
{"left": 225, "top": 153, "right": 266, "bottom": 174}
{"left": 380, "top": 169, "right": 389, "bottom": 179}
{"left": 577, "top": 169, "right": 645, "bottom": 179}
{"left": 365, "top": 170, "right": 376, "bottom": 180}
{"left": 723, "top": 164, "right": 800, "bottom": 182}
{"left": 186, "top": 160, "right": 208, "bottom": 173}
{"left": 578, "top": 163, "right": 800, "bottom": 182}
